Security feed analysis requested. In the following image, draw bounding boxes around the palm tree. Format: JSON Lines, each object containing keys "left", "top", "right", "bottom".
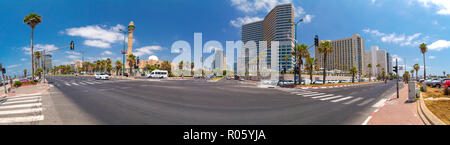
{"left": 350, "top": 66, "right": 358, "bottom": 83}
{"left": 24, "top": 69, "right": 27, "bottom": 77}
{"left": 419, "top": 43, "right": 428, "bottom": 80}
{"left": 24, "top": 13, "right": 42, "bottom": 79}
{"left": 304, "top": 57, "right": 318, "bottom": 83}
{"left": 127, "top": 54, "right": 136, "bottom": 76}
{"left": 144, "top": 64, "right": 152, "bottom": 73}
{"left": 414, "top": 64, "right": 420, "bottom": 80}
{"left": 292, "top": 44, "right": 310, "bottom": 84}
{"left": 115, "top": 61, "right": 123, "bottom": 76}
{"left": 191, "top": 62, "right": 195, "bottom": 76}
{"left": 376, "top": 64, "right": 381, "bottom": 78}
{"left": 318, "top": 41, "right": 334, "bottom": 83}
{"left": 367, "top": 64, "right": 372, "bottom": 81}
{"left": 34, "top": 51, "right": 41, "bottom": 70}
{"left": 96, "top": 61, "right": 101, "bottom": 72}
{"left": 106, "top": 58, "right": 112, "bottom": 73}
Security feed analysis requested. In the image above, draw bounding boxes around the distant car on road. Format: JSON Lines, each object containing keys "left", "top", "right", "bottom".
{"left": 258, "top": 80, "right": 277, "bottom": 88}
{"left": 147, "top": 70, "right": 168, "bottom": 79}
{"left": 95, "top": 73, "right": 110, "bottom": 80}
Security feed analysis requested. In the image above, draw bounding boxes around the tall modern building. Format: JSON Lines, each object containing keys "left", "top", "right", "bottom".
{"left": 386, "top": 53, "right": 393, "bottom": 74}
{"left": 34, "top": 51, "right": 52, "bottom": 73}
{"left": 241, "top": 3, "right": 295, "bottom": 72}
{"left": 315, "top": 34, "right": 365, "bottom": 74}
{"left": 363, "top": 46, "right": 388, "bottom": 77}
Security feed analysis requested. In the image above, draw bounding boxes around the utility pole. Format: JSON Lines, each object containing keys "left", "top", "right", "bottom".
{"left": 396, "top": 59, "right": 399, "bottom": 99}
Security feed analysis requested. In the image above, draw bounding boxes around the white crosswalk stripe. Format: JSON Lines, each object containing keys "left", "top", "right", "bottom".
{"left": 65, "top": 83, "right": 71, "bottom": 86}
{"left": 78, "top": 82, "right": 86, "bottom": 85}
{"left": 275, "top": 88, "right": 380, "bottom": 106}
{"left": 331, "top": 96, "right": 353, "bottom": 102}
{"left": 0, "top": 94, "right": 44, "bottom": 124}
{"left": 72, "top": 83, "right": 79, "bottom": 86}
{"left": 84, "top": 81, "right": 95, "bottom": 85}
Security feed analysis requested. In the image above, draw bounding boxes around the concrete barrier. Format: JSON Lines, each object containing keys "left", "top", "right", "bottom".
{"left": 417, "top": 92, "right": 446, "bottom": 125}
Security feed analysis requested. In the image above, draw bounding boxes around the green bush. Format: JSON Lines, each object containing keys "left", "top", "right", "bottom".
{"left": 14, "top": 81, "right": 22, "bottom": 87}
{"left": 29, "top": 80, "right": 36, "bottom": 84}
{"left": 420, "top": 86, "right": 424, "bottom": 92}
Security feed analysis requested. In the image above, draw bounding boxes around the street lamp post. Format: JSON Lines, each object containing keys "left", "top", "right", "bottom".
{"left": 292, "top": 18, "right": 303, "bottom": 85}
{"left": 121, "top": 29, "right": 127, "bottom": 77}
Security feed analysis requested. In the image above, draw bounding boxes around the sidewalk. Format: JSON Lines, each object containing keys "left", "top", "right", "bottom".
{"left": 2, "top": 82, "right": 50, "bottom": 98}
{"left": 367, "top": 83, "right": 424, "bottom": 125}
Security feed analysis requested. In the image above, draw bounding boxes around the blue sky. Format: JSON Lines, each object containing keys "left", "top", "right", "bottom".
{"left": 0, "top": 0, "right": 449, "bottom": 77}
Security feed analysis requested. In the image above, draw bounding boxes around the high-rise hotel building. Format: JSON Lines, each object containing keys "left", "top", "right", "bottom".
{"left": 315, "top": 34, "right": 365, "bottom": 73}
{"left": 241, "top": 3, "right": 295, "bottom": 72}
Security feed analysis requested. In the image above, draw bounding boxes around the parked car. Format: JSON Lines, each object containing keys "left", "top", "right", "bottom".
{"left": 258, "top": 80, "right": 277, "bottom": 88}
{"left": 339, "top": 80, "right": 351, "bottom": 83}
{"left": 443, "top": 80, "right": 450, "bottom": 95}
{"left": 123, "top": 73, "right": 129, "bottom": 77}
{"left": 147, "top": 70, "right": 168, "bottom": 79}
{"left": 95, "top": 73, "right": 110, "bottom": 80}
{"left": 193, "top": 74, "right": 203, "bottom": 79}
{"left": 437, "top": 79, "right": 450, "bottom": 88}
{"left": 429, "top": 79, "right": 441, "bottom": 87}
{"left": 328, "top": 80, "right": 339, "bottom": 84}
{"left": 313, "top": 80, "right": 324, "bottom": 84}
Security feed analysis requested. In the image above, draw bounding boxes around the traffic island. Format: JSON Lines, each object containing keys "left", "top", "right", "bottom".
{"left": 417, "top": 85, "right": 448, "bottom": 125}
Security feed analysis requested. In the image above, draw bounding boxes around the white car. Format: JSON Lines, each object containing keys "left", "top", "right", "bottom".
{"left": 258, "top": 80, "right": 277, "bottom": 88}
{"left": 95, "top": 73, "right": 110, "bottom": 80}
{"left": 147, "top": 70, "right": 168, "bottom": 79}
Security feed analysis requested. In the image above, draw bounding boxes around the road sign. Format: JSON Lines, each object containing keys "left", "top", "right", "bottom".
{"left": 0, "top": 62, "right": 2, "bottom": 69}
{"left": 1, "top": 68, "right": 5, "bottom": 74}
{"left": 121, "top": 51, "right": 127, "bottom": 54}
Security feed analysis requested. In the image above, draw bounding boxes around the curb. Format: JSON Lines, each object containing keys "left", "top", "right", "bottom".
{"left": 417, "top": 92, "right": 446, "bottom": 125}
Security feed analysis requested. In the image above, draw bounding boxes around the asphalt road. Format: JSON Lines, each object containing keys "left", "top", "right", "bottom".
{"left": 44, "top": 76, "right": 402, "bottom": 125}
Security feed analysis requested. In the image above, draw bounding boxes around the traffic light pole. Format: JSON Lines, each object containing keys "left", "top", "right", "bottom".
{"left": 396, "top": 59, "right": 399, "bottom": 99}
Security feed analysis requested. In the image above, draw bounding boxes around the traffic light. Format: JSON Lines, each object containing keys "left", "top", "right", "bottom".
{"left": 314, "top": 35, "right": 319, "bottom": 47}
{"left": 70, "top": 40, "right": 75, "bottom": 50}
{"left": 393, "top": 66, "right": 398, "bottom": 73}
{"left": 2, "top": 68, "right": 5, "bottom": 74}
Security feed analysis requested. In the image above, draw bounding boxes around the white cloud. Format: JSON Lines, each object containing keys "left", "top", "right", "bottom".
{"left": 392, "top": 54, "right": 404, "bottom": 62}
{"left": 65, "top": 51, "right": 81, "bottom": 55}
{"left": 148, "top": 55, "right": 159, "bottom": 61}
{"left": 371, "top": 0, "right": 376, "bottom": 4}
{"left": 303, "top": 14, "right": 314, "bottom": 23}
{"left": 84, "top": 40, "right": 111, "bottom": 48}
{"left": 363, "top": 28, "right": 427, "bottom": 46}
{"left": 428, "top": 40, "right": 450, "bottom": 51}
{"left": 428, "top": 56, "right": 436, "bottom": 59}
{"left": 22, "top": 44, "right": 60, "bottom": 54}
{"left": 133, "top": 46, "right": 163, "bottom": 57}
{"left": 7, "top": 64, "right": 21, "bottom": 69}
{"left": 67, "top": 55, "right": 80, "bottom": 59}
{"left": 230, "top": 16, "right": 263, "bottom": 27}
{"left": 416, "top": 0, "right": 450, "bottom": 15}
{"left": 101, "top": 50, "right": 113, "bottom": 56}
{"left": 20, "top": 58, "right": 27, "bottom": 61}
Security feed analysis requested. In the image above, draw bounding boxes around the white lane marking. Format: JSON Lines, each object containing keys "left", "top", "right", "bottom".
{"left": 6, "top": 96, "right": 41, "bottom": 101}
{"left": 331, "top": 96, "right": 353, "bottom": 102}
{"left": 358, "top": 98, "right": 375, "bottom": 106}
{"left": 71, "top": 83, "right": 79, "bottom": 86}
{"left": 78, "top": 82, "right": 86, "bottom": 85}
{"left": 2, "top": 99, "right": 40, "bottom": 105}
{"left": 320, "top": 95, "right": 343, "bottom": 100}
{"left": 0, "top": 108, "right": 42, "bottom": 115}
{"left": 0, "top": 115, "right": 44, "bottom": 124}
{"left": 65, "top": 83, "right": 71, "bottom": 86}
{"left": 344, "top": 97, "right": 364, "bottom": 105}
{"left": 372, "top": 99, "right": 387, "bottom": 108}
{"left": 85, "top": 81, "right": 95, "bottom": 85}
{"left": 302, "top": 93, "right": 326, "bottom": 97}
{"left": 0, "top": 103, "right": 42, "bottom": 110}
{"left": 362, "top": 116, "right": 372, "bottom": 125}
{"left": 311, "top": 94, "right": 335, "bottom": 99}
{"left": 295, "top": 92, "right": 316, "bottom": 95}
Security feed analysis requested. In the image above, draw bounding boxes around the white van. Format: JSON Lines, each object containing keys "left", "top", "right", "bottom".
{"left": 147, "top": 70, "right": 168, "bottom": 79}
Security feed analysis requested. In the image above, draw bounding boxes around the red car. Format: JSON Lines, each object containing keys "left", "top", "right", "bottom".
{"left": 443, "top": 80, "right": 450, "bottom": 95}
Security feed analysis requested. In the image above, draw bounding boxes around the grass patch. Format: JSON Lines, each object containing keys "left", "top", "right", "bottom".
{"left": 421, "top": 85, "right": 450, "bottom": 99}
{"left": 424, "top": 100, "right": 450, "bottom": 125}
{"left": 212, "top": 76, "right": 223, "bottom": 81}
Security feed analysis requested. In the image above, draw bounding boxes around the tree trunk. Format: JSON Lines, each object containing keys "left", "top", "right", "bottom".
{"left": 352, "top": 73, "right": 355, "bottom": 83}
{"left": 323, "top": 54, "right": 327, "bottom": 84}
{"left": 31, "top": 28, "right": 35, "bottom": 79}
{"left": 299, "top": 63, "right": 302, "bottom": 85}
{"left": 423, "top": 54, "right": 426, "bottom": 80}
{"left": 416, "top": 71, "right": 418, "bottom": 81}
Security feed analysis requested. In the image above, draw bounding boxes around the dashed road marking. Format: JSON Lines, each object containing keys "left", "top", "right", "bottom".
{"left": 344, "top": 97, "right": 364, "bottom": 105}
{"left": 331, "top": 96, "right": 353, "bottom": 102}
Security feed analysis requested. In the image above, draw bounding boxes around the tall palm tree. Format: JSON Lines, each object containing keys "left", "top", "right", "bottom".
{"left": 127, "top": 54, "right": 136, "bottom": 76}
{"left": 106, "top": 58, "right": 112, "bottom": 74}
{"left": 318, "top": 41, "right": 334, "bottom": 83}
{"left": 367, "top": 64, "right": 372, "bottom": 81}
{"left": 350, "top": 66, "right": 358, "bottom": 83}
{"left": 115, "top": 61, "right": 122, "bottom": 76}
{"left": 419, "top": 43, "right": 428, "bottom": 80}
{"left": 292, "top": 44, "right": 310, "bottom": 84}
{"left": 304, "top": 57, "right": 318, "bottom": 83}
{"left": 24, "top": 13, "right": 42, "bottom": 79}
{"left": 414, "top": 64, "right": 420, "bottom": 80}
{"left": 96, "top": 61, "right": 101, "bottom": 72}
